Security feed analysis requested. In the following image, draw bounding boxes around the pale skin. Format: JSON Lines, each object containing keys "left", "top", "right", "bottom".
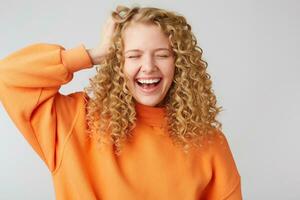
{"left": 87, "top": 17, "right": 116, "bottom": 64}
{"left": 87, "top": 17, "right": 175, "bottom": 107}
{"left": 122, "top": 23, "right": 175, "bottom": 106}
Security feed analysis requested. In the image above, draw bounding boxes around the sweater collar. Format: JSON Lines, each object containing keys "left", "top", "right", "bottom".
{"left": 135, "top": 102, "right": 168, "bottom": 127}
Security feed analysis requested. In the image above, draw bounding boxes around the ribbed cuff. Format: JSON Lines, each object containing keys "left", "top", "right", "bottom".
{"left": 61, "top": 44, "right": 93, "bottom": 73}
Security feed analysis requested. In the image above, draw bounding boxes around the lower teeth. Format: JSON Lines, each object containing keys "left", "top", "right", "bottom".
{"left": 142, "top": 83, "right": 156, "bottom": 88}
{"left": 138, "top": 82, "right": 159, "bottom": 89}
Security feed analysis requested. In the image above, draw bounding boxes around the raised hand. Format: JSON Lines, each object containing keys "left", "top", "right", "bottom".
{"left": 87, "top": 16, "right": 116, "bottom": 65}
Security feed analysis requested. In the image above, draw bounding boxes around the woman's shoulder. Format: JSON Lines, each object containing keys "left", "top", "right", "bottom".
{"left": 53, "top": 90, "right": 87, "bottom": 121}
{"left": 191, "top": 128, "right": 235, "bottom": 159}
{"left": 205, "top": 129, "right": 234, "bottom": 155}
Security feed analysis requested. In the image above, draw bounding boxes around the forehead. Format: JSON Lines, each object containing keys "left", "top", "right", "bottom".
{"left": 122, "top": 23, "right": 171, "bottom": 50}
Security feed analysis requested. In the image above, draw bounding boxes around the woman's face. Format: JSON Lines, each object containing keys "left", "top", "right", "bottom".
{"left": 122, "top": 23, "right": 175, "bottom": 107}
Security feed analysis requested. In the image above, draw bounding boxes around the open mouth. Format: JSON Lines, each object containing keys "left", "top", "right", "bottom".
{"left": 135, "top": 78, "right": 162, "bottom": 91}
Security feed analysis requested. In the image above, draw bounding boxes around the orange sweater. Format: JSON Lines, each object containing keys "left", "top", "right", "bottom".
{"left": 0, "top": 43, "right": 242, "bottom": 200}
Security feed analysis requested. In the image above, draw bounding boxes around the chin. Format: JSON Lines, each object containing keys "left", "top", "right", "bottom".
{"left": 135, "top": 97, "right": 162, "bottom": 107}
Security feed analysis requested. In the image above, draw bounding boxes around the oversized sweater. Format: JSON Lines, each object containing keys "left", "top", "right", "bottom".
{"left": 0, "top": 43, "right": 242, "bottom": 200}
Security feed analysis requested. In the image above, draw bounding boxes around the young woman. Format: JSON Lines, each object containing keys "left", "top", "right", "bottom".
{"left": 0, "top": 5, "right": 242, "bottom": 200}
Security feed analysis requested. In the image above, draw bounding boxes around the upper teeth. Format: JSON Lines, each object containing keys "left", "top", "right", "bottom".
{"left": 137, "top": 79, "right": 161, "bottom": 84}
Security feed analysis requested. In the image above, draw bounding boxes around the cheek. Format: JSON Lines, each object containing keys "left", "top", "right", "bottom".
{"left": 162, "top": 63, "right": 175, "bottom": 81}
{"left": 123, "top": 63, "right": 138, "bottom": 83}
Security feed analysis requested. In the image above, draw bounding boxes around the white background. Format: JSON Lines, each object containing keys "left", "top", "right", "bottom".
{"left": 0, "top": 0, "right": 299, "bottom": 199}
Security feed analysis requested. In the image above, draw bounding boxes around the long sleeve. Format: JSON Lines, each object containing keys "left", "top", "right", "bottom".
{"left": 0, "top": 43, "right": 93, "bottom": 172}
{"left": 202, "top": 131, "right": 242, "bottom": 200}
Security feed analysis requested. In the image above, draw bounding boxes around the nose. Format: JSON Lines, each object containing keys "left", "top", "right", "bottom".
{"left": 140, "top": 54, "right": 158, "bottom": 73}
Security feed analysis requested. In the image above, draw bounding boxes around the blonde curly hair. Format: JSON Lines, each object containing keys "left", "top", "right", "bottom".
{"left": 83, "top": 5, "right": 223, "bottom": 156}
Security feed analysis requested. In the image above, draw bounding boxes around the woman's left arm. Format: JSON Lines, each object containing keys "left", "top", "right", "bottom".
{"left": 203, "top": 131, "right": 242, "bottom": 200}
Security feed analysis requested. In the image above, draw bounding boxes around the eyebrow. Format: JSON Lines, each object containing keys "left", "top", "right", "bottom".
{"left": 124, "top": 48, "right": 172, "bottom": 54}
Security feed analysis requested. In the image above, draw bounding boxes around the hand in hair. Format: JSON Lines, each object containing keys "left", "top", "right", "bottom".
{"left": 87, "top": 16, "right": 116, "bottom": 65}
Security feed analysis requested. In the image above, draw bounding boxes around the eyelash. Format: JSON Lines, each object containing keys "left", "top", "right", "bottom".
{"left": 157, "top": 55, "right": 169, "bottom": 58}
{"left": 128, "top": 55, "right": 140, "bottom": 59}
{"left": 127, "top": 55, "right": 169, "bottom": 59}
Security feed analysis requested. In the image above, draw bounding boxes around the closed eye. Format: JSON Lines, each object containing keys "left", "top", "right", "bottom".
{"left": 156, "top": 55, "right": 169, "bottom": 58}
{"left": 127, "top": 55, "right": 141, "bottom": 59}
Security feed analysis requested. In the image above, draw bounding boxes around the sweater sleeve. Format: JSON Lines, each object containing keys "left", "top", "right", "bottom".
{"left": 203, "top": 131, "right": 242, "bottom": 200}
{"left": 0, "top": 43, "right": 93, "bottom": 172}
